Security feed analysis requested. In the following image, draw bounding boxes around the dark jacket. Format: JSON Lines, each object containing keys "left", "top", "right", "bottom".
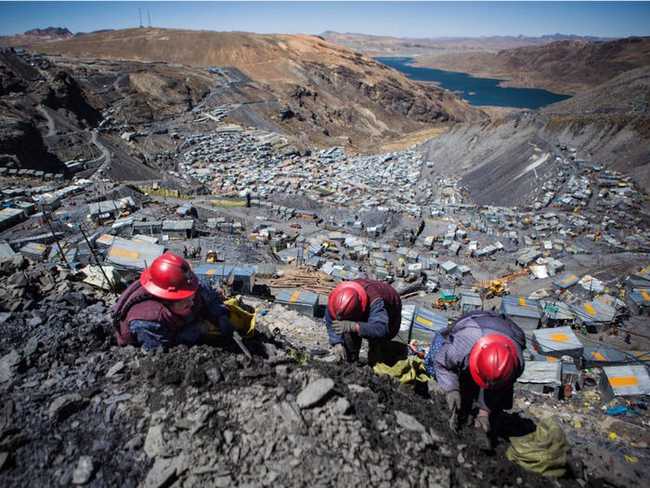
{"left": 112, "top": 281, "right": 230, "bottom": 348}
{"left": 326, "top": 279, "right": 402, "bottom": 346}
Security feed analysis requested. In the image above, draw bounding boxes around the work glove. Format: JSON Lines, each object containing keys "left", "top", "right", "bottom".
{"left": 332, "top": 343, "right": 347, "bottom": 362}
{"left": 446, "top": 390, "right": 461, "bottom": 431}
{"left": 331, "top": 320, "right": 358, "bottom": 336}
{"left": 474, "top": 409, "right": 494, "bottom": 451}
{"left": 475, "top": 410, "right": 490, "bottom": 433}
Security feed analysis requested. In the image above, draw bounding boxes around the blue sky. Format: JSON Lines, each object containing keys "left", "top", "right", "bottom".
{"left": 1, "top": 1, "right": 649, "bottom": 38}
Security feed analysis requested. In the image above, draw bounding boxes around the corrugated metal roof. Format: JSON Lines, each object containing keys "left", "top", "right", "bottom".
{"left": 106, "top": 239, "right": 164, "bottom": 270}
{"left": 571, "top": 300, "right": 616, "bottom": 324}
{"left": 500, "top": 296, "right": 541, "bottom": 319}
{"left": 532, "top": 326, "right": 583, "bottom": 355}
{"left": 0, "top": 241, "right": 16, "bottom": 259}
{"left": 162, "top": 220, "right": 195, "bottom": 231}
{"left": 582, "top": 345, "right": 634, "bottom": 366}
{"left": 460, "top": 290, "right": 482, "bottom": 307}
{"left": 539, "top": 300, "right": 575, "bottom": 321}
{"left": 553, "top": 272, "right": 579, "bottom": 289}
{"left": 517, "top": 361, "right": 562, "bottom": 385}
{"left": 19, "top": 242, "right": 48, "bottom": 257}
{"left": 629, "top": 288, "right": 650, "bottom": 307}
{"left": 602, "top": 365, "right": 650, "bottom": 397}
{"left": 193, "top": 263, "right": 256, "bottom": 279}
{"left": 0, "top": 207, "right": 25, "bottom": 223}
{"left": 275, "top": 289, "right": 319, "bottom": 307}
{"left": 407, "top": 306, "right": 448, "bottom": 344}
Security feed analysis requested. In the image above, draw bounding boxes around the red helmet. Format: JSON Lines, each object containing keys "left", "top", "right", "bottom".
{"left": 140, "top": 252, "right": 199, "bottom": 301}
{"left": 328, "top": 281, "right": 369, "bottom": 320}
{"left": 469, "top": 334, "right": 519, "bottom": 390}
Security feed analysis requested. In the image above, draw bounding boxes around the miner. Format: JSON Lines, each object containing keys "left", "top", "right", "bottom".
{"left": 325, "top": 279, "right": 402, "bottom": 364}
{"left": 112, "top": 252, "right": 232, "bottom": 349}
{"left": 426, "top": 311, "right": 525, "bottom": 446}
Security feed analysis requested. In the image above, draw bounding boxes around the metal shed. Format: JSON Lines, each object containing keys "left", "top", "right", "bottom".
{"left": 553, "top": 272, "right": 580, "bottom": 289}
{"left": 500, "top": 296, "right": 541, "bottom": 332}
{"left": 19, "top": 242, "right": 48, "bottom": 261}
{"left": 571, "top": 300, "right": 616, "bottom": 331}
{"left": 515, "top": 361, "right": 562, "bottom": 398}
{"left": 628, "top": 288, "right": 650, "bottom": 315}
{"left": 0, "top": 241, "right": 16, "bottom": 259}
{"left": 275, "top": 289, "right": 319, "bottom": 317}
{"left": 582, "top": 345, "right": 637, "bottom": 368}
{"left": 193, "top": 263, "right": 256, "bottom": 294}
{"left": 460, "top": 290, "right": 483, "bottom": 314}
{"left": 400, "top": 306, "right": 448, "bottom": 345}
{"left": 532, "top": 326, "right": 584, "bottom": 360}
{"left": 539, "top": 300, "right": 575, "bottom": 325}
{"left": 600, "top": 365, "right": 650, "bottom": 401}
{"left": 162, "top": 220, "right": 196, "bottom": 240}
{"left": 106, "top": 239, "right": 165, "bottom": 271}
{"left": 0, "top": 207, "right": 26, "bottom": 231}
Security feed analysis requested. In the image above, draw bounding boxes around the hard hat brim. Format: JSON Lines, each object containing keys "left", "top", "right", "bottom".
{"left": 140, "top": 268, "right": 199, "bottom": 301}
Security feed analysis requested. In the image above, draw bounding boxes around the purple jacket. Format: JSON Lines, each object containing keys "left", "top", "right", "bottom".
{"left": 434, "top": 311, "right": 525, "bottom": 392}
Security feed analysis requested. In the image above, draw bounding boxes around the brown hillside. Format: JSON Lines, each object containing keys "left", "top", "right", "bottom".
{"left": 415, "top": 37, "right": 650, "bottom": 94}
{"left": 31, "top": 28, "right": 482, "bottom": 149}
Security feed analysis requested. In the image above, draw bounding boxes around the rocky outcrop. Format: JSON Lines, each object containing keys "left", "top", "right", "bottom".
{"left": 0, "top": 112, "right": 65, "bottom": 172}
{"left": 41, "top": 70, "right": 101, "bottom": 127}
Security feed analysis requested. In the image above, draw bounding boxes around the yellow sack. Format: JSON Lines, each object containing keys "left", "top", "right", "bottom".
{"left": 224, "top": 298, "right": 256, "bottom": 337}
{"left": 206, "top": 298, "right": 256, "bottom": 338}
{"left": 506, "top": 417, "right": 569, "bottom": 477}
{"left": 373, "top": 357, "right": 431, "bottom": 384}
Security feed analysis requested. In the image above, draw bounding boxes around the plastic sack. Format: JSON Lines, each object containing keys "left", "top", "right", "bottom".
{"left": 373, "top": 357, "right": 431, "bottom": 384}
{"left": 506, "top": 417, "right": 569, "bottom": 477}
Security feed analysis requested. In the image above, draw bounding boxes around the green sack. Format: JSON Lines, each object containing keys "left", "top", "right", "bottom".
{"left": 506, "top": 417, "right": 569, "bottom": 477}
{"left": 373, "top": 357, "right": 431, "bottom": 384}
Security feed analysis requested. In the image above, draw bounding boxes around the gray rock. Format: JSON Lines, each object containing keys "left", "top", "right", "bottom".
{"left": 273, "top": 401, "right": 306, "bottom": 434}
{"left": 141, "top": 455, "right": 188, "bottom": 488}
{"left": 144, "top": 424, "right": 166, "bottom": 458}
{"left": 395, "top": 411, "right": 425, "bottom": 432}
{"left": 296, "top": 378, "right": 334, "bottom": 408}
{"left": 48, "top": 394, "right": 88, "bottom": 421}
{"left": 0, "top": 349, "right": 21, "bottom": 384}
{"left": 333, "top": 397, "right": 351, "bottom": 415}
{"left": 72, "top": 456, "right": 94, "bottom": 485}
{"left": 205, "top": 367, "right": 223, "bottom": 384}
{"left": 0, "top": 451, "right": 9, "bottom": 470}
{"left": 106, "top": 361, "right": 125, "bottom": 378}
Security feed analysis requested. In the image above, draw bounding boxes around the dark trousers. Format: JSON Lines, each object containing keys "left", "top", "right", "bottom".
{"left": 342, "top": 333, "right": 406, "bottom": 366}
{"left": 459, "top": 370, "right": 514, "bottom": 414}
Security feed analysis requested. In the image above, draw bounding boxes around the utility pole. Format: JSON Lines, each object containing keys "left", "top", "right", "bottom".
{"left": 147, "top": 9, "right": 152, "bottom": 28}
{"left": 139, "top": 8, "right": 143, "bottom": 28}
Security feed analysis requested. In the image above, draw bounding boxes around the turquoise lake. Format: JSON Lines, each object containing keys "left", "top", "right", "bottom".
{"left": 375, "top": 56, "right": 571, "bottom": 109}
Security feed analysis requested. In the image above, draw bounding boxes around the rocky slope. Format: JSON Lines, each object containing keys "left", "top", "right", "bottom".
{"left": 415, "top": 36, "right": 650, "bottom": 94}
{"left": 30, "top": 28, "right": 483, "bottom": 149}
{"left": 0, "top": 256, "right": 586, "bottom": 488}
{"left": 419, "top": 66, "right": 650, "bottom": 206}
{"left": 0, "top": 49, "right": 160, "bottom": 179}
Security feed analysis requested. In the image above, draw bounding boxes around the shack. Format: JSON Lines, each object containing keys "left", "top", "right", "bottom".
{"left": 500, "top": 296, "right": 541, "bottom": 333}
{"left": 275, "top": 289, "right": 319, "bottom": 317}
{"left": 162, "top": 220, "right": 196, "bottom": 240}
